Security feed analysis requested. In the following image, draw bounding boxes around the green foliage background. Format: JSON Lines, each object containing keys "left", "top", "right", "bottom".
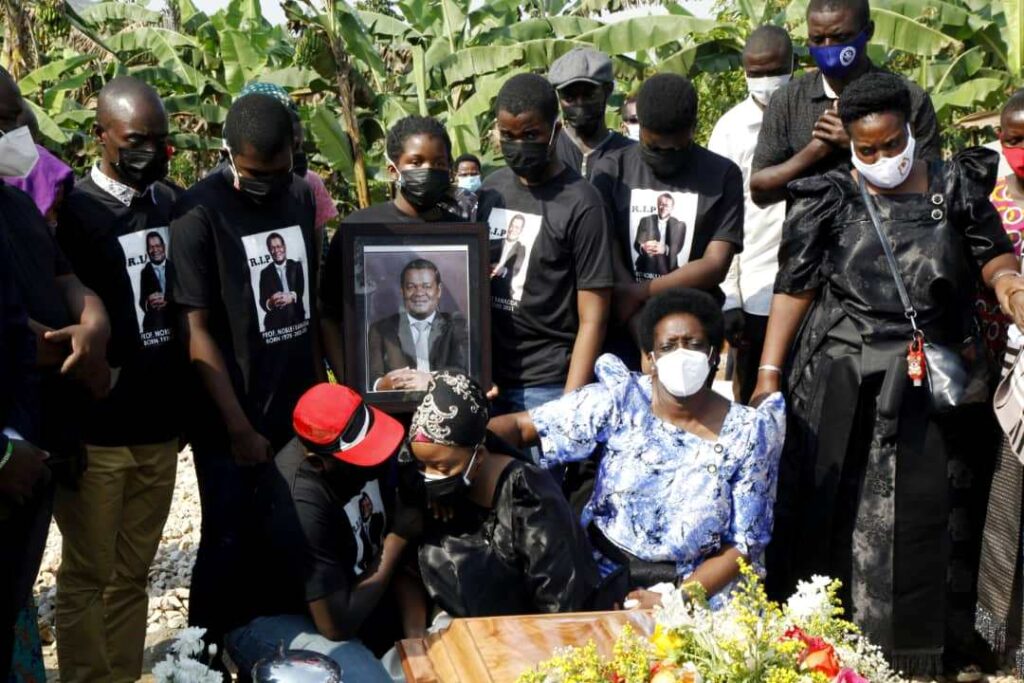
{"left": 1, "top": 0, "right": 1021, "bottom": 212}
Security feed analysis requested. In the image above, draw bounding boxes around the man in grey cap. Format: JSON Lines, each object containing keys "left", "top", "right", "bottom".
{"left": 548, "top": 47, "right": 634, "bottom": 180}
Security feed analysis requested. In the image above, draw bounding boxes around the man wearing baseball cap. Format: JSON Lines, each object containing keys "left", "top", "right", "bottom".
{"left": 224, "top": 383, "right": 415, "bottom": 681}
{"left": 548, "top": 46, "right": 634, "bottom": 180}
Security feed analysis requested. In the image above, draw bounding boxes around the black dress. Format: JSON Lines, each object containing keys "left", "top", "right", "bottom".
{"left": 766, "top": 148, "right": 1013, "bottom": 675}
{"left": 417, "top": 459, "right": 600, "bottom": 617}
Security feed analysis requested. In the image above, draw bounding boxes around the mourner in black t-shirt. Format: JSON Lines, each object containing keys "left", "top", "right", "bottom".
{"left": 51, "top": 76, "right": 186, "bottom": 683}
{"left": 169, "top": 93, "right": 320, "bottom": 645}
{"left": 477, "top": 74, "right": 613, "bottom": 411}
{"left": 321, "top": 116, "right": 465, "bottom": 382}
{"left": 591, "top": 74, "right": 744, "bottom": 367}
{"left": 225, "top": 383, "right": 412, "bottom": 682}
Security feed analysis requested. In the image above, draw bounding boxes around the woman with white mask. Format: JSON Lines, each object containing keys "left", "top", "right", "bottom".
{"left": 489, "top": 289, "right": 786, "bottom": 610}
{"left": 752, "top": 71, "right": 1024, "bottom": 675}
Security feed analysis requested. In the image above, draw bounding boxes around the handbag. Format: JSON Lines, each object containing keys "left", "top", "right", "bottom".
{"left": 858, "top": 175, "right": 990, "bottom": 413}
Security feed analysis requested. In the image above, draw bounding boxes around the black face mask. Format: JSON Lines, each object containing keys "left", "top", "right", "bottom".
{"left": 116, "top": 146, "right": 168, "bottom": 188}
{"left": 501, "top": 132, "right": 555, "bottom": 183}
{"left": 231, "top": 164, "right": 293, "bottom": 202}
{"left": 398, "top": 168, "right": 451, "bottom": 211}
{"left": 421, "top": 447, "right": 478, "bottom": 504}
{"left": 292, "top": 150, "right": 308, "bottom": 177}
{"left": 562, "top": 103, "right": 605, "bottom": 136}
{"left": 640, "top": 143, "right": 691, "bottom": 178}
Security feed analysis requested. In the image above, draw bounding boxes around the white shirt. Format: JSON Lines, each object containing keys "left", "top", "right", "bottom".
{"left": 657, "top": 217, "right": 668, "bottom": 249}
{"left": 407, "top": 311, "right": 437, "bottom": 344}
{"left": 90, "top": 165, "right": 154, "bottom": 207}
{"left": 152, "top": 261, "right": 167, "bottom": 292}
{"left": 707, "top": 96, "right": 787, "bottom": 316}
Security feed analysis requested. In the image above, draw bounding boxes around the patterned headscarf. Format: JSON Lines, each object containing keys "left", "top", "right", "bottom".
{"left": 239, "top": 81, "right": 297, "bottom": 113}
{"left": 410, "top": 371, "right": 488, "bottom": 447}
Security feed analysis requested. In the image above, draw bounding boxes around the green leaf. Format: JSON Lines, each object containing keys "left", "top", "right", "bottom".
{"left": 53, "top": 110, "right": 96, "bottom": 127}
{"left": 22, "top": 99, "right": 68, "bottom": 144}
{"left": 107, "top": 27, "right": 203, "bottom": 89}
{"left": 869, "top": 7, "right": 963, "bottom": 57}
{"left": 309, "top": 105, "right": 355, "bottom": 175}
{"left": 78, "top": 2, "right": 163, "bottom": 25}
{"left": 933, "top": 45, "right": 987, "bottom": 91}
{"left": 262, "top": 67, "right": 324, "bottom": 91}
{"left": 412, "top": 45, "right": 429, "bottom": 116}
{"left": 872, "top": 0, "right": 991, "bottom": 39}
{"left": 18, "top": 55, "right": 95, "bottom": 93}
{"left": 931, "top": 76, "right": 1007, "bottom": 115}
{"left": 576, "top": 16, "right": 719, "bottom": 54}
{"left": 219, "top": 29, "right": 266, "bottom": 92}
{"left": 169, "top": 133, "right": 222, "bottom": 151}
{"left": 1005, "top": 0, "right": 1024, "bottom": 78}
{"left": 438, "top": 45, "right": 524, "bottom": 84}
{"left": 358, "top": 10, "right": 422, "bottom": 40}
{"left": 334, "top": 4, "right": 388, "bottom": 83}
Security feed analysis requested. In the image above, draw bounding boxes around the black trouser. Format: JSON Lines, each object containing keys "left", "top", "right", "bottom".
{"left": 0, "top": 483, "right": 52, "bottom": 677}
{"left": 732, "top": 313, "right": 769, "bottom": 405}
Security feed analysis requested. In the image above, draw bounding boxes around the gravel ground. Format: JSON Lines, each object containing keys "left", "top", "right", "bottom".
{"left": 25, "top": 447, "right": 1024, "bottom": 682}
{"left": 34, "top": 448, "right": 200, "bottom": 681}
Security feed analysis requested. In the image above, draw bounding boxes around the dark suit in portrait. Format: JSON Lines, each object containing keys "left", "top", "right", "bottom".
{"left": 138, "top": 260, "right": 174, "bottom": 332}
{"left": 357, "top": 512, "right": 386, "bottom": 571}
{"left": 633, "top": 214, "right": 687, "bottom": 276}
{"left": 259, "top": 259, "right": 306, "bottom": 331}
{"left": 366, "top": 312, "right": 468, "bottom": 390}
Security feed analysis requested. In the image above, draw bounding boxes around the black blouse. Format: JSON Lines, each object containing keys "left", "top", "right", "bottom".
{"left": 775, "top": 147, "right": 1014, "bottom": 343}
{"left": 417, "top": 459, "right": 599, "bottom": 618}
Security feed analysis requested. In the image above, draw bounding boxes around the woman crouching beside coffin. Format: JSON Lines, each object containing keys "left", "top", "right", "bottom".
{"left": 488, "top": 288, "right": 787, "bottom": 610}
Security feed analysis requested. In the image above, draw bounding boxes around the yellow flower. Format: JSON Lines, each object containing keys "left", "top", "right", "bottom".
{"left": 652, "top": 625, "right": 684, "bottom": 657}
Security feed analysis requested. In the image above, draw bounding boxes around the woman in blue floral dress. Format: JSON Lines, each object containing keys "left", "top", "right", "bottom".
{"left": 488, "top": 289, "right": 786, "bottom": 609}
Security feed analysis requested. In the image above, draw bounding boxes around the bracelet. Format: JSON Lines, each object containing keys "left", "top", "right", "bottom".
{"left": 758, "top": 364, "right": 784, "bottom": 374}
{"left": 989, "top": 270, "right": 1023, "bottom": 287}
{"left": 0, "top": 439, "right": 13, "bottom": 472}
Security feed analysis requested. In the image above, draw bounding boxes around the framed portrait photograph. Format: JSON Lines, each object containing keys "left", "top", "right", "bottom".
{"left": 339, "top": 223, "right": 491, "bottom": 412}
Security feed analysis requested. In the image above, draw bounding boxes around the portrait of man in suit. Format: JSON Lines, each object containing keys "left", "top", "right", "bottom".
{"left": 138, "top": 231, "right": 172, "bottom": 332}
{"left": 258, "top": 232, "right": 306, "bottom": 331}
{"left": 355, "top": 491, "right": 385, "bottom": 572}
{"left": 491, "top": 213, "right": 527, "bottom": 301}
{"left": 367, "top": 258, "right": 468, "bottom": 392}
{"left": 633, "top": 192, "right": 687, "bottom": 276}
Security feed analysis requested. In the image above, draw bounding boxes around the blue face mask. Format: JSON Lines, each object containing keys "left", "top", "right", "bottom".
{"left": 809, "top": 29, "right": 869, "bottom": 80}
{"left": 457, "top": 174, "right": 482, "bottom": 193}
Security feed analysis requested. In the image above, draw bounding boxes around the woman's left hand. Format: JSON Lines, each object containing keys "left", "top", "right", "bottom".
{"left": 995, "top": 274, "right": 1024, "bottom": 330}
{"left": 625, "top": 588, "right": 663, "bottom": 610}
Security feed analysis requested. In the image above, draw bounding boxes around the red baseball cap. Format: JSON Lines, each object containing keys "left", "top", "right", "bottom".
{"left": 292, "top": 383, "right": 404, "bottom": 467}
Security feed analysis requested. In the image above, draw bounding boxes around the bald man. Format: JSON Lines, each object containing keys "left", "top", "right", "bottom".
{"left": 53, "top": 75, "right": 183, "bottom": 683}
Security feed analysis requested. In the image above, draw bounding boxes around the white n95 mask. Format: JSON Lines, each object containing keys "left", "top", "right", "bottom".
{"left": 0, "top": 126, "right": 39, "bottom": 178}
{"left": 654, "top": 348, "right": 711, "bottom": 398}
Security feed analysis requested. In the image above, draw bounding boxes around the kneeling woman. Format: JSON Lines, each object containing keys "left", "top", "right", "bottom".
{"left": 405, "top": 372, "right": 600, "bottom": 620}
{"left": 489, "top": 289, "right": 786, "bottom": 609}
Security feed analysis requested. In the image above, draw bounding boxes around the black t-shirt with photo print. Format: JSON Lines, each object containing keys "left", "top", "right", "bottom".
{"left": 320, "top": 201, "right": 464, "bottom": 319}
{"left": 477, "top": 166, "right": 614, "bottom": 388}
{"left": 56, "top": 176, "right": 185, "bottom": 446}
{"left": 169, "top": 168, "right": 318, "bottom": 450}
{"left": 590, "top": 143, "right": 745, "bottom": 294}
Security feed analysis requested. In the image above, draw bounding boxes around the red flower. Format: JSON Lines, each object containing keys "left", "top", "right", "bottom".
{"left": 833, "top": 668, "right": 868, "bottom": 683}
{"left": 801, "top": 642, "right": 841, "bottom": 678}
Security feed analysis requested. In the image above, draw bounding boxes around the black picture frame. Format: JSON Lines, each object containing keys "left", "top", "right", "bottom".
{"left": 339, "top": 222, "right": 491, "bottom": 413}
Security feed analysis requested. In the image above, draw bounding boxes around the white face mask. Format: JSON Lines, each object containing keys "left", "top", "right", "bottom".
{"left": 0, "top": 126, "right": 39, "bottom": 178}
{"left": 457, "top": 174, "right": 482, "bottom": 193}
{"left": 653, "top": 348, "right": 711, "bottom": 398}
{"left": 850, "top": 126, "right": 916, "bottom": 190}
{"left": 625, "top": 123, "right": 641, "bottom": 141}
{"left": 746, "top": 74, "right": 791, "bottom": 107}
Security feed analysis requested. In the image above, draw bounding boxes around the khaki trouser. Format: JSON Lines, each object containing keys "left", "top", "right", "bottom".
{"left": 54, "top": 440, "right": 178, "bottom": 683}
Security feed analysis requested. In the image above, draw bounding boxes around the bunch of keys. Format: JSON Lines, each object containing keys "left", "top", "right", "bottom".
{"left": 907, "top": 331, "right": 926, "bottom": 387}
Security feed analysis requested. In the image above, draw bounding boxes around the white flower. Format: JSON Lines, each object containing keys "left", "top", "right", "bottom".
{"left": 151, "top": 657, "right": 176, "bottom": 682}
{"left": 785, "top": 575, "right": 833, "bottom": 624}
{"left": 170, "top": 626, "right": 208, "bottom": 658}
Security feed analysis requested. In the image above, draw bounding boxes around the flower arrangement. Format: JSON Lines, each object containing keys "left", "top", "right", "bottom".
{"left": 517, "top": 561, "right": 905, "bottom": 683}
{"left": 151, "top": 627, "right": 224, "bottom": 683}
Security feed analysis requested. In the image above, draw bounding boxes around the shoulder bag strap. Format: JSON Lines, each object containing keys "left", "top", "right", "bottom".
{"left": 857, "top": 173, "right": 920, "bottom": 331}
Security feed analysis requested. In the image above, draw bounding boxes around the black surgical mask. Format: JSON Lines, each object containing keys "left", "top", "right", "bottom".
{"left": 640, "top": 143, "right": 690, "bottom": 179}
{"left": 398, "top": 167, "right": 452, "bottom": 211}
{"left": 421, "top": 447, "right": 479, "bottom": 504}
{"left": 292, "top": 150, "right": 308, "bottom": 177}
{"left": 116, "top": 146, "right": 168, "bottom": 188}
{"left": 229, "top": 156, "right": 292, "bottom": 202}
{"left": 501, "top": 127, "right": 556, "bottom": 184}
{"left": 562, "top": 103, "right": 605, "bottom": 136}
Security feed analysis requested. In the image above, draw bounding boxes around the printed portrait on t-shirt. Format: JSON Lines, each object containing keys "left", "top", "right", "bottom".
{"left": 628, "top": 189, "right": 698, "bottom": 281}
{"left": 241, "top": 225, "right": 310, "bottom": 344}
{"left": 343, "top": 479, "right": 386, "bottom": 576}
{"left": 362, "top": 246, "right": 471, "bottom": 394}
{"left": 118, "top": 226, "right": 173, "bottom": 348}
{"left": 485, "top": 208, "right": 542, "bottom": 311}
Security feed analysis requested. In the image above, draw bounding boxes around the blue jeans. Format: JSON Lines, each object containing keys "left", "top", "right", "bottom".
{"left": 492, "top": 383, "right": 563, "bottom": 465}
{"left": 226, "top": 614, "right": 391, "bottom": 682}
